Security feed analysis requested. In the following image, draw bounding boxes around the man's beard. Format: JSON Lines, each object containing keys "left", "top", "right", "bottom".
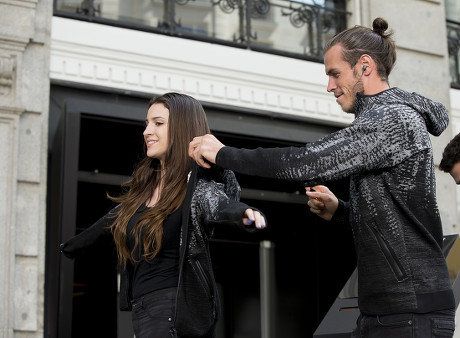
{"left": 347, "top": 80, "right": 364, "bottom": 114}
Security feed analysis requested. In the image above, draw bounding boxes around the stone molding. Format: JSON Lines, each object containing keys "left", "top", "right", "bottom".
{"left": 0, "top": 56, "right": 14, "bottom": 97}
{"left": 50, "top": 17, "right": 353, "bottom": 127}
{"left": 0, "top": 112, "right": 17, "bottom": 335}
{"left": 0, "top": 0, "right": 38, "bottom": 9}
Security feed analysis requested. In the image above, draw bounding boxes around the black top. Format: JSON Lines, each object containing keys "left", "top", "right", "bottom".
{"left": 60, "top": 165, "right": 261, "bottom": 336}
{"left": 127, "top": 203, "right": 183, "bottom": 299}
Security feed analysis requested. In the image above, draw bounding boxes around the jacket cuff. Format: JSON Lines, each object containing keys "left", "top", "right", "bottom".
{"left": 330, "top": 199, "right": 350, "bottom": 227}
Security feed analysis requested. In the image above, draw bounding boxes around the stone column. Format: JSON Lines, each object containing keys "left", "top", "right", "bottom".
{"left": 0, "top": 0, "right": 53, "bottom": 336}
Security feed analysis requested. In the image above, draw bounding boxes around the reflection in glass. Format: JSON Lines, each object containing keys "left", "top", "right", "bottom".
{"left": 54, "top": 0, "right": 349, "bottom": 60}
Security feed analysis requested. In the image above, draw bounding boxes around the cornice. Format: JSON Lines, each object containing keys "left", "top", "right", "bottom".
{"left": 50, "top": 17, "right": 353, "bottom": 127}
{"left": 0, "top": 0, "right": 37, "bottom": 9}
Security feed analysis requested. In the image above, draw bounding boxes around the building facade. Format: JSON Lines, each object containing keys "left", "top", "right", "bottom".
{"left": 1, "top": 0, "right": 459, "bottom": 337}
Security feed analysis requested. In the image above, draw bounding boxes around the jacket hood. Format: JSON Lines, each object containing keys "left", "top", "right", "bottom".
{"left": 355, "top": 87, "right": 449, "bottom": 136}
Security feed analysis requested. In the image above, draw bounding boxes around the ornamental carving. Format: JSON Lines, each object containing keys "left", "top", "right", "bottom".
{"left": 0, "top": 57, "right": 14, "bottom": 96}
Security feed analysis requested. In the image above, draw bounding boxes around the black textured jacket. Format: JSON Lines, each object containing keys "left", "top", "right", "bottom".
{"left": 61, "top": 165, "right": 261, "bottom": 337}
{"left": 215, "top": 88, "right": 454, "bottom": 315}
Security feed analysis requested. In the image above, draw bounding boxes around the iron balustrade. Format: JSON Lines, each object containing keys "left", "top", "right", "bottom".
{"left": 54, "top": 0, "right": 349, "bottom": 62}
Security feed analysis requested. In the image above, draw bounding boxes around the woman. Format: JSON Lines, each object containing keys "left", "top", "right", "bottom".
{"left": 60, "top": 92, "right": 266, "bottom": 338}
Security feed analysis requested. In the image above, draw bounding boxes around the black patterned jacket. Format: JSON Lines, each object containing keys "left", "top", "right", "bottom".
{"left": 61, "top": 165, "right": 260, "bottom": 337}
{"left": 215, "top": 87, "right": 454, "bottom": 315}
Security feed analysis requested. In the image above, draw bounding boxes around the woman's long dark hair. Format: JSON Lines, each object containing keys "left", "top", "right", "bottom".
{"left": 109, "top": 92, "right": 211, "bottom": 267}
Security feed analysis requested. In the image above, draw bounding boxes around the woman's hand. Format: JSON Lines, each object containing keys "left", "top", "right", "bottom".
{"left": 243, "top": 209, "right": 266, "bottom": 229}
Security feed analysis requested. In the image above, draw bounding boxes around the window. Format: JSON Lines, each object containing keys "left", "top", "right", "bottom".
{"left": 446, "top": 0, "right": 460, "bottom": 87}
{"left": 54, "top": 0, "right": 349, "bottom": 61}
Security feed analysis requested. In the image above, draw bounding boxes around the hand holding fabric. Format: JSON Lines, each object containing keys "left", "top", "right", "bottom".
{"left": 189, "top": 134, "right": 225, "bottom": 168}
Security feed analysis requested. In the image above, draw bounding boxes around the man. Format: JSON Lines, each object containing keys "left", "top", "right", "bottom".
{"left": 189, "top": 18, "right": 455, "bottom": 337}
{"left": 440, "top": 132, "right": 460, "bottom": 184}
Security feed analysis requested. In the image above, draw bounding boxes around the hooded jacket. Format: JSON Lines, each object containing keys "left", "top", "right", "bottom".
{"left": 61, "top": 164, "right": 261, "bottom": 337}
{"left": 214, "top": 87, "right": 454, "bottom": 315}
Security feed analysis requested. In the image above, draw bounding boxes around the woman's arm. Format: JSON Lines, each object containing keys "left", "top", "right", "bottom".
{"left": 60, "top": 205, "right": 119, "bottom": 259}
{"left": 192, "top": 178, "right": 266, "bottom": 236}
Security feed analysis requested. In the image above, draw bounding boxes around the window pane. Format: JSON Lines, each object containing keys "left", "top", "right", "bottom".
{"left": 175, "top": 0, "right": 241, "bottom": 40}
{"left": 447, "top": 21, "right": 460, "bottom": 86}
{"left": 55, "top": 0, "right": 348, "bottom": 59}
{"left": 249, "top": 0, "right": 346, "bottom": 56}
{"left": 446, "top": 0, "right": 460, "bottom": 23}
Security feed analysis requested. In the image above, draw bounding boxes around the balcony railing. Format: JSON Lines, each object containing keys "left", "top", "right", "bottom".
{"left": 448, "top": 19, "right": 460, "bottom": 88}
{"left": 54, "top": 0, "right": 349, "bottom": 62}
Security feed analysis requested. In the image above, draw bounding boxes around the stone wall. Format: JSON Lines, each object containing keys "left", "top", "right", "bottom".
{"left": 0, "top": 0, "right": 52, "bottom": 336}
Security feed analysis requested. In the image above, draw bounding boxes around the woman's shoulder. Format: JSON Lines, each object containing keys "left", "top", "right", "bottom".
{"left": 194, "top": 166, "right": 240, "bottom": 201}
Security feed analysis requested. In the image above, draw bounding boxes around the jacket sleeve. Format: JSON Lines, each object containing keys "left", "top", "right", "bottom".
{"left": 60, "top": 205, "right": 119, "bottom": 259}
{"left": 215, "top": 108, "right": 432, "bottom": 183}
{"left": 330, "top": 199, "right": 350, "bottom": 229}
{"left": 191, "top": 179, "right": 263, "bottom": 237}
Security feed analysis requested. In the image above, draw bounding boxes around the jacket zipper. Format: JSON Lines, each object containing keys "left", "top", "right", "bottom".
{"left": 370, "top": 226, "right": 407, "bottom": 282}
{"left": 193, "top": 259, "right": 212, "bottom": 298}
{"left": 172, "top": 167, "right": 196, "bottom": 333}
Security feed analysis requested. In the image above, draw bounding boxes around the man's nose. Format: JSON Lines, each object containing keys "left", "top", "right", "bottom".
{"left": 327, "top": 78, "right": 336, "bottom": 92}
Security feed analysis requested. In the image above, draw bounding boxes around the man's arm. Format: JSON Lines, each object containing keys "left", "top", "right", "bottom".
{"left": 189, "top": 114, "right": 423, "bottom": 183}
{"left": 189, "top": 123, "right": 382, "bottom": 183}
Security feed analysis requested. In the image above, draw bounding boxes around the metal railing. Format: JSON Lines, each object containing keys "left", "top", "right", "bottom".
{"left": 54, "top": 0, "right": 349, "bottom": 62}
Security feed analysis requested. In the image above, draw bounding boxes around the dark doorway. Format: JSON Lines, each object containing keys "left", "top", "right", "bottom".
{"left": 46, "top": 85, "right": 356, "bottom": 338}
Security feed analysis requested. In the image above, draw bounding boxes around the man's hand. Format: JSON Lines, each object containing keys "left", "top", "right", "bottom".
{"left": 305, "top": 185, "right": 339, "bottom": 221}
{"left": 189, "top": 134, "right": 225, "bottom": 168}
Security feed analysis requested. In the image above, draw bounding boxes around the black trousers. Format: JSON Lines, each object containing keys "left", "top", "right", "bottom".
{"left": 351, "top": 309, "right": 455, "bottom": 338}
{"left": 131, "top": 287, "right": 178, "bottom": 338}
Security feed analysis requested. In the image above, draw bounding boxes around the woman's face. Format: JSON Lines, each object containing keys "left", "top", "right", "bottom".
{"left": 143, "top": 103, "right": 169, "bottom": 163}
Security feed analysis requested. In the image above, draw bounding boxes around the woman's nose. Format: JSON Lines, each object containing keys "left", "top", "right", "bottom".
{"left": 143, "top": 125, "right": 151, "bottom": 136}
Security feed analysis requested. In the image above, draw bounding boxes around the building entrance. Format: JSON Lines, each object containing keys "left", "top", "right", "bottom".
{"left": 46, "top": 85, "right": 355, "bottom": 338}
